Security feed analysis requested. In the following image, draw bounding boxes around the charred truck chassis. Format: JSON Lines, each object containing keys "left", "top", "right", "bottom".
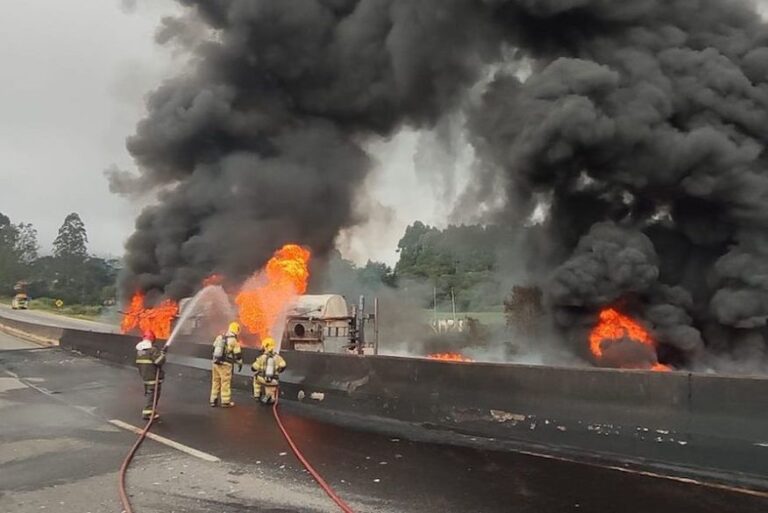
{"left": 174, "top": 294, "right": 378, "bottom": 354}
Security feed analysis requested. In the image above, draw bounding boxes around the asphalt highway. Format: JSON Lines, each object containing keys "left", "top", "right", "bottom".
{"left": 2, "top": 330, "right": 768, "bottom": 513}
{"left": 0, "top": 303, "right": 118, "bottom": 332}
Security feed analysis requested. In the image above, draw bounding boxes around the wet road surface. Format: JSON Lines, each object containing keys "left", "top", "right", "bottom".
{"left": 2, "top": 331, "right": 768, "bottom": 513}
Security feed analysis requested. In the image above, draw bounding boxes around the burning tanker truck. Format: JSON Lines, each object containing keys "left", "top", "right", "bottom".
{"left": 174, "top": 293, "right": 379, "bottom": 355}
{"left": 119, "top": 243, "right": 670, "bottom": 370}
{"left": 120, "top": 243, "right": 469, "bottom": 362}
{"left": 121, "top": 244, "right": 379, "bottom": 355}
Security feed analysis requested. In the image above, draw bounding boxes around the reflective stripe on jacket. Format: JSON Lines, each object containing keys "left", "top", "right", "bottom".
{"left": 136, "top": 346, "right": 165, "bottom": 384}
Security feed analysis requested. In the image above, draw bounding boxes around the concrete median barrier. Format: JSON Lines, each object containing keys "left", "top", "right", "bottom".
{"left": 270, "top": 352, "right": 766, "bottom": 484}
{"left": 274, "top": 351, "right": 768, "bottom": 482}
{"left": 0, "top": 315, "right": 63, "bottom": 346}
{"left": 59, "top": 329, "right": 139, "bottom": 365}
{"left": 6, "top": 316, "right": 768, "bottom": 486}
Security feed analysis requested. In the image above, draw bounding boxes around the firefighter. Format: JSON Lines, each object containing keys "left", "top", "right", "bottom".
{"left": 210, "top": 321, "right": 243, "bottom": 407}
{"left": 135, "top": 330, "right": 166, "bottom": 420}
{"left": 251, "top": 337, "right": 286, "bottom": 404}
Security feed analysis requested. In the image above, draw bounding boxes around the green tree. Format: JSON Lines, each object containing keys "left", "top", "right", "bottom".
{"left": 0, "top": 213, "right": 40, "bottom": 294}
{"left": 357, "top": 260, "right": 396, "bottom": 289}
{"left": 394, "top": 222, "right": 519, "bottom": 310}
{"left": 46, "top": 213, "right": 94, "bottom": 303}
{"left": 16, "top": 223, "right": 39, "bottom": 264}
{"left": 0, "top": 213, "right": 20, "bottom": 292}
{"left": 0, "top": 212, "right": 114, "bottom": 305}
{"left": 314, "top": 251, "right": 396, "bottom": 300}
{"left": 79, "top": 256, "right": 119, "bottom": 304}
{"left": 394, "top": 221, "right": 440, "bottom": 278}
{"left": 53, "top": 213, "right": 88, "bottom": 259}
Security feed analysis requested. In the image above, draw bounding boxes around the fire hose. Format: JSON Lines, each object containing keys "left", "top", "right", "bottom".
{"left": 272, "top": 393, "right": 356, "bottom": 513}
{"left": 118, "top": 367, "right": 161, "bottom": 513}
{"left": 117, "top": 366, "right": 355, "bottom": 513}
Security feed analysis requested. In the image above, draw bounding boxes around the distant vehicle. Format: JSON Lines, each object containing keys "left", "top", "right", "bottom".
{"left": 11, "top": 293, "right": 29, "bottom": 310}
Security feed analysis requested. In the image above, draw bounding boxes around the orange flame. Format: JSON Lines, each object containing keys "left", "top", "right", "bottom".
{"left": 120, "top": 291, "right": 179, "bottom": 339}
{"left": 427, "top": 352, "right": 474, "bottom": 362}
{"left": 589, "top": 308, "right": 669, "bottom": 372}
{"left": 235, "top": 244, "right": 311, "bottom": 340}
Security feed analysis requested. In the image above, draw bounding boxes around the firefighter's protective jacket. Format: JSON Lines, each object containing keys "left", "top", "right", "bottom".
{"left": 136, "top": 340, "right": 166, "bottom": 385}
{"left": 251, "top": 352, "right": 286, "bottom": 380}
{"left": 214, "top": 334, "right": 243, "bottom": 366}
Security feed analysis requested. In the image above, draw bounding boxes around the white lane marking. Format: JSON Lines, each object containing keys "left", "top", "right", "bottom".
{"left": 1, "top": 369, "right": 53, "bottom": 396}
{"left": 5, "top": 333, "right": 765, "bottom": 497}
{"left": 5, "top": 368, "right": 221, "bottom": 465}
{"left": 108, "top": 419, "right": 221, "bottom": 463}
{"left": 0, "top": 376, "right": 29, "bottom": 392}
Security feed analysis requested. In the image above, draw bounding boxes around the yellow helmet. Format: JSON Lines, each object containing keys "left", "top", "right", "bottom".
{"left": 262, "top": 337, "right": 276, "bottom": 352}
{"left": 228, "top": 322, "right": 241, "bottom": 335}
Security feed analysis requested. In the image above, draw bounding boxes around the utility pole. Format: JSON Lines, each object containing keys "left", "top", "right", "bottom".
{"left": 433, "top": 286, "right": 438, "bottom": 328}
{"left": 357, "top": 295, "right": 366, "bottom": 355}
{"left": 451, "top": 288, "right": 457, "bottom": 323}
{"left": 373, "top": 297, "right": 379, "bottom": 355}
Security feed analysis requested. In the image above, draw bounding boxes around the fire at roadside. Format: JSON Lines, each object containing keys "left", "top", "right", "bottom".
{"left": 589, "top": 308, "right": 670, "bottom": 372}
{"left": 120, "top": 243, "right": 383, "bottom": 360}
{"left": 120, "top": 243, "right": 312, "bottom": 348}
{"left": 119, "top": 242, "right": 481, "bottom": 364}
{"left": 120, "top": 292, "right": 179, "bottom": 340}
{"left": 235, "top": 244, "right": 311, "bottom": 341}
{"left": 118, "top": 242, "right": 678, "bottom": 370}
{"left": 427, "top": 353, "right": 474, "bottom": 363}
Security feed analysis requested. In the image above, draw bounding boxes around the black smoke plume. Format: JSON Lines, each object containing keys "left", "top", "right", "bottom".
{"left": 112, "top": 0, "right": 497, "bottom": 300}
{"left": 116, "top": 0, "right": 768, "bottom": 370}
{"left": 467, "top": 0, "right": 768, "bottom": 369}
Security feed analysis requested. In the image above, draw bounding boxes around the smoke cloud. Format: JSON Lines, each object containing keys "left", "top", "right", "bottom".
{"left": 463, "top": 0, "right": 768, "bottom": 369}
{"left": 113, "top": 0, "right": 498, "bottom": 299}
{"left": 117, "top": 0, "right": 768, "bottom": 370}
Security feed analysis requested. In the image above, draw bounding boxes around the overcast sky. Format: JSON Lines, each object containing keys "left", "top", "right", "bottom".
{"left": 0, "top": 1, "right": 179, "bottom": 258}
{"left": 2, "top": 1, "right": 767, "bottom": 264}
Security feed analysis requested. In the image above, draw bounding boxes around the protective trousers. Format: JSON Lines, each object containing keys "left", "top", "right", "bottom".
{"left": 210, "top": 362, "right": 233, "bottom": 404}
{"left": 142, "top": 383, "right": 162, "bottom": 419}
{"left": 253, "top": 375, "right": 278, "bottom": 403}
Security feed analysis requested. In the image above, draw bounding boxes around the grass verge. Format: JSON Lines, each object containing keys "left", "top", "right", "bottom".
{"left": 1, "top": 296, "right": 104, "bottom": 321}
